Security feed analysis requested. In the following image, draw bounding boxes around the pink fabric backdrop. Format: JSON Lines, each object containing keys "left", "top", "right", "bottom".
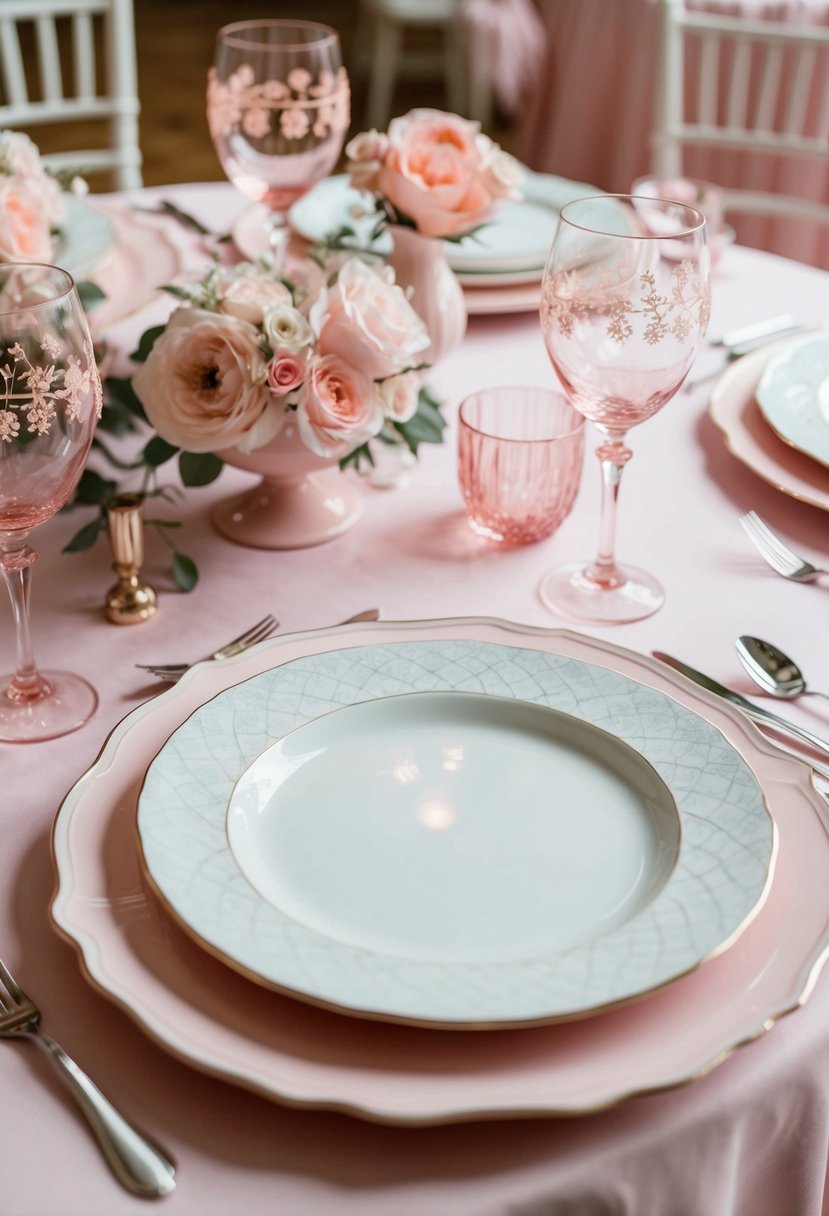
{"left": 515, "top": 0, "right": 829, "bottom": 270}
{"left": 1, "top": 182, "right": 828, "bottom": 1214}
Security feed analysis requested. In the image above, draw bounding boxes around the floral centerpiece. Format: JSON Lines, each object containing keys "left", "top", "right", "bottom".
{"left": 68, "top": 249, "right": 446, "bottom": 570}
{"left": 343, "top": 108, "right": 523, "bottom": 362}
{"left": 0, "top": 130, "right": 87, "bottom": 263}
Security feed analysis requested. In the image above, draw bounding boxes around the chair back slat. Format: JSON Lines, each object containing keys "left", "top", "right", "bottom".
{"left": 72, "top": 11, "right": 96, "bottom": 100}
{"left": 783, "top": 44, "right": 815, "bottom": 136}
{"left": 697, "top": 33, "right": 719, "bottom": 125}
{"left": 725, "top": 37, "right": 751, "bottom": 130}
{"left": 0, "top": 20, "right": 28, "bottom": 107}
{"left": 754, "top": 42, "right": 783, "bottom": 133}
{"left": 35, "top": 15, "right": 63, "bottom": 104}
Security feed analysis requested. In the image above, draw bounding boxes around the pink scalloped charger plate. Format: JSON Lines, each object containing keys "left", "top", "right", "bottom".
{"left": 709, "top": 338, "right": 829, "bottom": 513}
{"left": 50, "top": 618, "right": 829, "bottom": 1124}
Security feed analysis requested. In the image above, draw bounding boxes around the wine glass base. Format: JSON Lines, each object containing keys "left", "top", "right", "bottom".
{"left": 539, "top": 562, "right": 665, "bottom": 625}
{"left": 0, "top": 671, "right": 98, "bottom": 743}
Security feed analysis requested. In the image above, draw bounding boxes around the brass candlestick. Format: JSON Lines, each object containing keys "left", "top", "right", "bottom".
{"left": 105, "top": 494, "right": 158, "bottom": 625}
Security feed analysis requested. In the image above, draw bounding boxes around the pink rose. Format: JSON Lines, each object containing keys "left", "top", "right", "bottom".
{"left": 297, "top": 353, "right": 385, "bottom": 458}
{"left": 0, "top": 179, "right": 54, "bottom": 262}
{"left": 267, "top": 350, "right": 306, "bottom": 396}
{"left": 218, "top": 275, "right": 292, "bottom": 325}
{"left": 133, "top": 307, "right": 283, "bottom": 454}
{"left": 375, "top": 108, "right": 508, "bottom": 238}
{"left": 346, "top": 129, "right": 389, "bottom": 193}
{"left": 310, "top": 257, "right": 428, "bottom": 380}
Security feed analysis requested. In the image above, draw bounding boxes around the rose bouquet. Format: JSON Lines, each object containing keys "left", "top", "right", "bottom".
{"left": 66, "top": 251, "right": 446, "bottom": 585}
{"left": 345, "top": 108, "right": 523, "bottom": 239}
{"left": 0, "top": 130, "right": 87, "bottom": 263}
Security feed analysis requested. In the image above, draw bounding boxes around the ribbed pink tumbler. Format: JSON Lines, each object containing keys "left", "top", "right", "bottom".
{"left": 457, "top": 386, "right": 584, "bottom": 545}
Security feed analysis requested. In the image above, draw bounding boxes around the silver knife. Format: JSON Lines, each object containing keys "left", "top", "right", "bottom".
{"left": 652, "top": 651, "right": 829, "bottom": 761}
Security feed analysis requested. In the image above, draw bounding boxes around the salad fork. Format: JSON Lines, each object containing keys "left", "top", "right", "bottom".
{"left": 739, "top": 511, "right": 828, "bottom": 583}
{"left": 0, "top": 956, "right": 175, "bottom": 1197}
{"left": 136, "top": 613, "right": 279, "bottom": 680}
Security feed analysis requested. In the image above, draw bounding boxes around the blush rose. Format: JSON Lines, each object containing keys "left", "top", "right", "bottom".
{"left": 133, "top": 307, "right": 283, "bottom": 454}
{"left": 297, "top": 353, "right": 385, "bottom": 458}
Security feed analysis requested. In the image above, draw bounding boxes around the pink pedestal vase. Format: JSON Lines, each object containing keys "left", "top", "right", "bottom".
{"left": 212, "top": 418, "right": 361, "bottom": 550}
{"left": 386, "top": 225, "right": 467, "bottom": 365}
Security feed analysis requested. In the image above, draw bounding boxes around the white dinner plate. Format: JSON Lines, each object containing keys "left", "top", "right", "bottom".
{"left": 136, "top": 636, "right": 774, "bottom": 1028}
{"left": 756, "top": 332, "right": 829, "bottom": 469}
{"left": 55, "top": 197, "right": 115, "bottom": 280}
{"left": 276, "top": 171, "right": 600, "bottom": 274}
{"left": 51, "top": 619, "right": 828, "bottom": 1124}
{"left": 709, "top": 338, "right": 829, "bottom": 513}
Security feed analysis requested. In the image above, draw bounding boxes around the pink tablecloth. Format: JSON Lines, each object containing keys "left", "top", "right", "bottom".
{"left": 515, "top": 0, "right": 829, "bottom": 270}
{"left": 1, "top": 182, "right": 829, "bottom": 1215}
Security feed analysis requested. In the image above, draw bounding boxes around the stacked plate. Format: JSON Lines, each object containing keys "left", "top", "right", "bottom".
{"left": 232, "top": 171, "right": 600, "bottom": 315}
{"left": 709, "top": 330, "right": 829, "bottom": 512}
{"left": 51, "top": 617, "right": 829, "bottom": 1124}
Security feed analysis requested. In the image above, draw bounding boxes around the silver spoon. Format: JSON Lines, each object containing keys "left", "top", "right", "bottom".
{"left": 736, "top": 635, "right": 829, "bottom": 702}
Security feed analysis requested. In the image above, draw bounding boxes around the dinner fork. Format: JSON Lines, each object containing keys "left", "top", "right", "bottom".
{"left": 135, "top": 613, "right": 279, "bottom": 680}
{"left": 739, "top": 511, "right": 828, "bottom": 583}
{"left": 0, "top": 956, "right": 175, "bottom": 1197}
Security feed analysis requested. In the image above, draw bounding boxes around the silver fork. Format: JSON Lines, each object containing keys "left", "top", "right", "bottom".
{"left": 0, "top": 956, "right": 175, "bottom": 1197}
{"left": 136, "top": 612, "right": 279, "bottom": 680}
{"left": 740, "top": 511, "right": 828, "bottom": 583}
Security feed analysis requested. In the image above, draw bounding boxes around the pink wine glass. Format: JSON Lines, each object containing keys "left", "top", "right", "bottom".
{"left": 0, "top": 264, "right": 101, "bottom": 742}
{"left": 539, "top": 194, "right": 710, "bottom": 624}
{"left": 207, "top": 19, "right": 350, "bottom": 272}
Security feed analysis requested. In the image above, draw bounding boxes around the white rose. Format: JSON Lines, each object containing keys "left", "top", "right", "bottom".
{"left": 262, "top": 303, "right": 313, "bottom": 352}
{"left": 218, "top": 275, "right": 292, "bottom": 325}
{"left": 379, "top": 371, "right": 420, "bottom": 423}
{"left": 133, "top": 307, "right": 282, "bottom": 454}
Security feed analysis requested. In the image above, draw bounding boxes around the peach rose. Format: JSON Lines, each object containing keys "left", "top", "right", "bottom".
{"left": 310, "top": 257, "right": 428, "bottom": 380}
{"left": 0, "top": 179, "right": 55, "bottom": 262}
{"left": 218, "top": 275, "right": 292, "bottom": 326}
{"left": 297, "top": 353, "right": 385, "bottom": 458}
{"left": 133, "top": 307, "right": 282, "bottom": 454}
{"left": 267, "top": 350, "right": 306, "bottom": 396}
{"left": 375, "top": 108, "right": 512, "bottom": 238}
{"left": 345, "top": 129, "right": 389, "bottom": 193}
{"left": 379, "top": 371, "right": 420, "bottom": 423}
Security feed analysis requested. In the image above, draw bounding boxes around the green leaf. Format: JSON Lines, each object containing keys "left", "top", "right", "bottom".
{"left": 143, "top": 435, "right": 179, "bottom": 468}
{"left": 157, "top": 199, "right": 213, "bottom": 235}
{"left": 76, "top": 280, "right": 106, "bottom": 311}
{"left": 146, "top": 518, "right": 182, "bottom": 530}
{"left": 130, "top": 325, "right": 165, "bottom": 364}
{"left": 62, "top": 517, "right": 105, "bottom": 553}
{"left": 172, "top": 551, "right": 199, "bottom": 592}
{"left": 393, "top": 391, "right": 447, "bottom": 455}
{"left": 105, "top": 376, "right": 147, "bottom": 420}
{"left": 339, "top": 442, "right": 374, "bottom": 472}
{"left": 73, "top": 468, "right": 118, "bottom": 506}
{"left": 179, "top": 450, "right": 223, "bottom": 487}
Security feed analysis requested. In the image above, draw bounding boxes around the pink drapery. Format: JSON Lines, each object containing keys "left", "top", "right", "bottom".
{"left": 459, "top": 0, "right": 548, "bottom": 116}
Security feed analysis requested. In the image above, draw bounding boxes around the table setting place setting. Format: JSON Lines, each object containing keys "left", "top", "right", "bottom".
{"left": 2, "top": 16, "right": 829, "bottom": 1216}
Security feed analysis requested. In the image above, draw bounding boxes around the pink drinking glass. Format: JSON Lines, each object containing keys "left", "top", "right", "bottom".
{"left": 539, "top": 194, "right": 709, "bottom": 624}
{"left": 458, "top": 386, "right": 585, "bottom": 545}
{"left": 207, "top": 19, "right": 350, "bottom": 272}
{"left": 0, "top": 264, "right": 101, "bottom": 742}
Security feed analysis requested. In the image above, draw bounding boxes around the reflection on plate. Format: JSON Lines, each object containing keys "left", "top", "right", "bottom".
{"left": 756, "top": 332, "right": 829, "bottom": 469}
{"left": 709, "top": 339, "right": 829, "bottom": 512}
{"left": 55, "top": 198, "right": 115, "bottom": 280}
{"left": 51, "top": 618, "right": 828, "bottom": 1123}
{"left": 137, "top": 637, "right": 773, "bottom": 1028}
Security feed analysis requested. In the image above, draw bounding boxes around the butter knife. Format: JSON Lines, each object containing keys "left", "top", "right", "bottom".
{"left": 651, "top": 651, "right": 829, "bottom": 761}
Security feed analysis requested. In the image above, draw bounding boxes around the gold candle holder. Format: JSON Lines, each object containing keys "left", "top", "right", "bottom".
{"left": 105, "top": 494, "right": 158, "bottom": 625}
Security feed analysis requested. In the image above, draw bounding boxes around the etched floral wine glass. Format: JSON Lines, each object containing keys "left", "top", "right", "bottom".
{"left": 539, "top": 194, "right": 710, "bottom": 624}
{"left": 207, "top": 19, "right": 350, "bottom": 272}
{"left": 0, "top": 264, "right": 101, "bottom": 742}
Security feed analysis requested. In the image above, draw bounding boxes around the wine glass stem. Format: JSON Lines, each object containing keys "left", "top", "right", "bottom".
{"left": 585, "top": 437, "right": 633, "bottom": 590}
{"left": 0, "top": 542, "right": 49, "bottom": 704}
{"left": 266, "top": 210, "right": 289, "bottom": 274}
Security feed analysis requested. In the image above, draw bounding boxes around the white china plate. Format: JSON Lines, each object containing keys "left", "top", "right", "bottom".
{"left": 709, "top": 338, "right": 829, "bottom": 513}
{"left": 756, "top": 332, "right": 829, "bottom": 469}
{"left": 137, "top": 636, "right": 773, "bottom": 1027}
{"left": 463, "top": 279, "right": 541, "bottom": 314}
{"left": 55, "top": 197, "right": 115, "bottom": 280}
{"left": 278, "top": 171, "right": 599, "bottom": 273}
{"left": 51, "top": 619, "right": 828, "bottom": 1124}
